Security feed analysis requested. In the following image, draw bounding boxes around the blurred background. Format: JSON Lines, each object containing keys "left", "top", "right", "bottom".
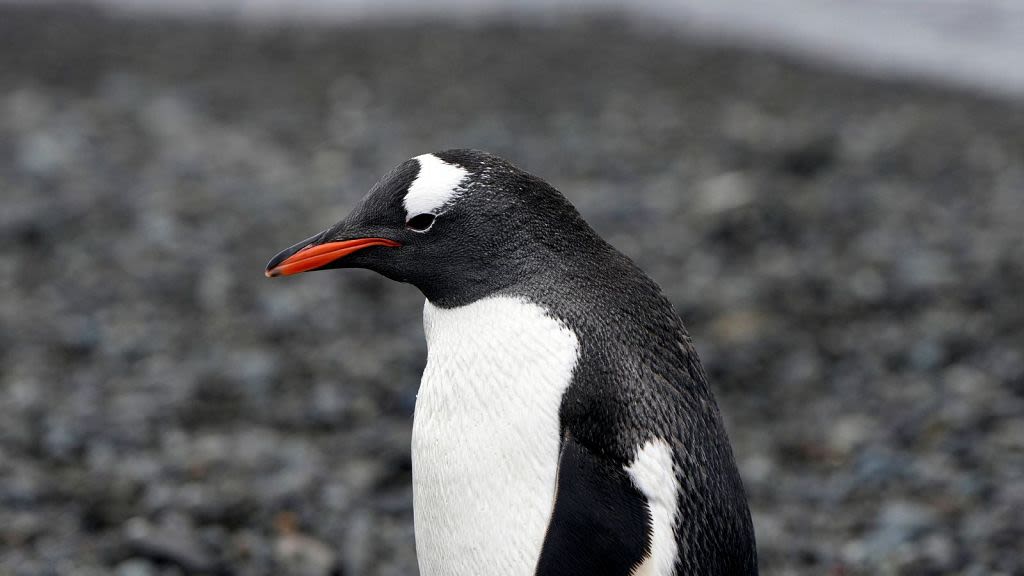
{"left": 1, "top": 1, "right": 1023, "bottom": 575}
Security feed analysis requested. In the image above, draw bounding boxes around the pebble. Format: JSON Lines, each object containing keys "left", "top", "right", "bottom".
{"left": 114, "top": 559, "right": 157, "bottom": 576}
{"left": 122, "top": 517, "right": 216, "bottom": 574}
{"left": 274, "top": 533, "right": 338, "bottom": 576}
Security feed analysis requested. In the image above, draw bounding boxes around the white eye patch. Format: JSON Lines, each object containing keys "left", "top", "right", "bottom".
{"left": 403, "top": 154, "right": 469, "bottom": 220}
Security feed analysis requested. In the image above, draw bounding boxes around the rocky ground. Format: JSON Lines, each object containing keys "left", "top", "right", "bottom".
{"left": 1, "top": 4, "right": 1023, "bottom": 575}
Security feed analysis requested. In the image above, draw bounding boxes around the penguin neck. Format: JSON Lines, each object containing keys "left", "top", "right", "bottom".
{"left": 417, "top": 225, "right": 615, "bottom": 310}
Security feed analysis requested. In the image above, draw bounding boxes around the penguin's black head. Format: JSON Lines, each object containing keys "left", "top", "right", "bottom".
{"left": 266, "top": 149, "right": 594, "bottom": 305}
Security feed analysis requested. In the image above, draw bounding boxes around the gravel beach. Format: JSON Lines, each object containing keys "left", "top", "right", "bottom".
{"left": 1, "top": 5, "right": 1023, "bottom": 575}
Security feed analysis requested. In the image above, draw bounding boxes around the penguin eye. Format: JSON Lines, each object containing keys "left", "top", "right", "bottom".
{"left": 406, "top": 213, "right": 436, "bottom": 232}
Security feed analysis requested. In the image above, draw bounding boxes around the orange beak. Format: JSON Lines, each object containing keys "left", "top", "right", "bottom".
{"left": 265, "top": 237, "right": 401, "bottom": 277}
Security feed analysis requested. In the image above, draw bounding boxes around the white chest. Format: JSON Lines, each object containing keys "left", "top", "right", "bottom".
{"left": 412, "top": 296, "right": 580, "bottom": 576}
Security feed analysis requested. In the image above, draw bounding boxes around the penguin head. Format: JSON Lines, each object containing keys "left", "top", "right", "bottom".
{"left": 266, "top": 149, "right": 590, "bottom": 304}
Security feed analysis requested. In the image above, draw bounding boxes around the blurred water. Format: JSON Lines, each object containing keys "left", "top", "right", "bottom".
{"left": 14, "top": 0, "right": 1024, "bottom": 98}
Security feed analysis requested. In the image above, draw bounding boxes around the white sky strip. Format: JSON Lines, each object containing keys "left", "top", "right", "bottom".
{"left": 403, "top": 154, "right": 469, "bottom": 219}
{"left": 20, "top": 0, "right": 1024, "bottom": 99}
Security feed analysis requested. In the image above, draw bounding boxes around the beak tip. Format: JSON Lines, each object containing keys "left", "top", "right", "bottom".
{"left": 265, "top": 237, "right": 400, "bottom": 279}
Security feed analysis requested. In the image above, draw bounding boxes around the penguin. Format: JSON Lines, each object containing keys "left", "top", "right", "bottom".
{"left": 266, "top": 150, "right": 757, "bottom": 575}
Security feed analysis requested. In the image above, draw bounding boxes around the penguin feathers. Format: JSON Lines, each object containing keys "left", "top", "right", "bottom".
{"left": 266, "top": 150, "right": 758, "bottom": 575}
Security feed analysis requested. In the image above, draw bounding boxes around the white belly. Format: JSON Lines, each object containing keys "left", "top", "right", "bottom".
{"left": 412, "top": 296, "right": 580, "bottom": 576}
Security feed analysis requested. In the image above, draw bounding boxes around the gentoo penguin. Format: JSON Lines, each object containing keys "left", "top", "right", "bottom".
{"left": 266, "top": 150, "right": 757, "bottom": 575}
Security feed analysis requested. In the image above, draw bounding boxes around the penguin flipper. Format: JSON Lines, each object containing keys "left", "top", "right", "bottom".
{"left": 534, "top": 433, "right": 652, "bottom": 576}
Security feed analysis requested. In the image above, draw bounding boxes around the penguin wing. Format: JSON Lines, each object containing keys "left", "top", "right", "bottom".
{"left": 534, "top": 433, "right": 652, "bottom": 576}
